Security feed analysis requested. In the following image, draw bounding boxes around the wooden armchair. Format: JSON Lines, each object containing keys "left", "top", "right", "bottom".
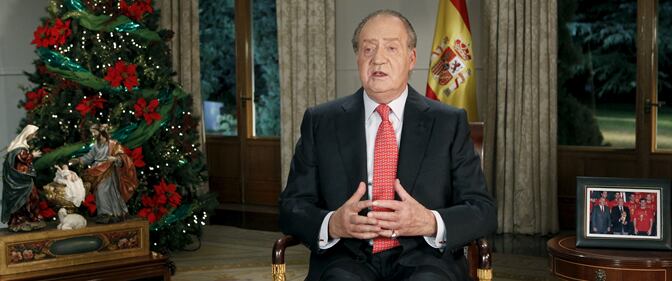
{"left": 272, "top": 122, "right": 492, "bottom": 281}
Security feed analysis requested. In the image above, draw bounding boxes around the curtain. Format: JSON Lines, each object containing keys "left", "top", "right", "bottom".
{"left": 157, "top": 0, "right": 203, "bottom": 144}
{"left": 157, "top": 0, "right": 207, "bottom": 192}
{"left": 277, "top": 0, "right": 336, "bottom": 188}
{"left": 483, "top": 0, "right": 559, "bottom": 234}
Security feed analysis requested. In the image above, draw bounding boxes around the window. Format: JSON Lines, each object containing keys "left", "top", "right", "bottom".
{"left": 557, "top": 0, "right": 637, "bottom": 148}
{"left": 656, "top": 0, "right": 672, "bottom": 150}
{"left": 200, "top": 0, "right": 237, "bottom": 136}
{"left": 199, "top": 0, "right": 280, "bottom": 137}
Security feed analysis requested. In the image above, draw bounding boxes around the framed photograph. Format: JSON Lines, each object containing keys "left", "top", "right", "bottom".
{"left": 576, "top": 176, "right": 671, "bottom": 250}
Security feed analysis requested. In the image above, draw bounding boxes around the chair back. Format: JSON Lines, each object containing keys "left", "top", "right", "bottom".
{"left": 469, "top": 122, "right": 484, "bottom": 169}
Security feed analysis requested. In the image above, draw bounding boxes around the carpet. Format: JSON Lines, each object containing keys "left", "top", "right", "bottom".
{"left": 171, "top": 225, "right": 556, "bottom": 280}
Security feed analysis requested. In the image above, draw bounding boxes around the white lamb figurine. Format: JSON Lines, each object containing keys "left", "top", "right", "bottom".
{"left": 54, "top": 165, "right": 86, "bottom": 207}
{"left": 57, "top": 208, "right": 87, "bottom": 230}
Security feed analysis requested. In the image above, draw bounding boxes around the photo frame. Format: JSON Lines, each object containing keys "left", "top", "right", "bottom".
{"left": 576, "top": 176, "right": 672, "bottom": 250}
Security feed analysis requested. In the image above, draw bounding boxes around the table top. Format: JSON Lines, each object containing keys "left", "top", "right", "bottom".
{"left": 547, "top": 234, "right": 672, "bottom": 268}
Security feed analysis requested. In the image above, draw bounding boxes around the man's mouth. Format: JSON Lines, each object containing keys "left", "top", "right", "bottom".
{"left": 371, "top": 71, "right": 388, "bottom": 78}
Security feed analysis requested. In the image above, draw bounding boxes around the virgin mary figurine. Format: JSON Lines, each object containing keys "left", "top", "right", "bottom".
{"left": 1, "top": 125, "right": 46, "bottom": 232}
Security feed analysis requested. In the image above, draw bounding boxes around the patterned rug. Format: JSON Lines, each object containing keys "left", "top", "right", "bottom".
{"left": 171, "top": 225, "right": 556, "bottom": 281}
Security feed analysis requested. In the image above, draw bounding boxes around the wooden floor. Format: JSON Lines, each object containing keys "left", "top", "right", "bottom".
{"left": 170, "top": 225, "right": 558, "bottom": 281}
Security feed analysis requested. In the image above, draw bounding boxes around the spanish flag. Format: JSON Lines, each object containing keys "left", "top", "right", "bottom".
{"left": 426, "top": 0, "right": 479, "bottom": 121}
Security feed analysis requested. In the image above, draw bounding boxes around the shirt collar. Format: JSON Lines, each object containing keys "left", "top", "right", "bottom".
{"left": 363, "top": 86, "right": 408, "bottom": 122}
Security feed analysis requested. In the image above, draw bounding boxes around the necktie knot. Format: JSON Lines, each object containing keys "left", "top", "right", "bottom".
{"left": 376, "top": 104, "right": 391, "bottom": 122}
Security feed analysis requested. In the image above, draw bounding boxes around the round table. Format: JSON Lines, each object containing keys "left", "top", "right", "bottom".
{"left": 547, "top": 234, "right": 672, "bottom": 281}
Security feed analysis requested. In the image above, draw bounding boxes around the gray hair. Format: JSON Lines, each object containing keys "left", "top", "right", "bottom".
{"left": 351, "top": 9, "right": 417, "bottom": 52}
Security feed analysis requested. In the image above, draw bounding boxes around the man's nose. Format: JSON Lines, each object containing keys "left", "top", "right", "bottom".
{"left": 372, "top": 49, "right": 386, "bottom": 64}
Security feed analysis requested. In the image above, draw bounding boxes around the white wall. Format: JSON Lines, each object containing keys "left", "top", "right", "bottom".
{"left": 0, "top": 0, "right": 47, "bottom": 227}
{"left": 335, "top": 0, "right": 487, "bottom": 115}
{"left": 0, "top": 0, "right": 47, "bottom": 149}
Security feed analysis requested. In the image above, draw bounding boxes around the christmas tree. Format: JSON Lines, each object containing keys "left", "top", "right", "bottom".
{"left": 17, "top": 0, "right": 216, "bottom": 251}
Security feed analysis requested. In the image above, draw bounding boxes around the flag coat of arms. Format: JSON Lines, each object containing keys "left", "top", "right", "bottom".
{"left": 426, "top": 0, "right": 479, "bottom": 121}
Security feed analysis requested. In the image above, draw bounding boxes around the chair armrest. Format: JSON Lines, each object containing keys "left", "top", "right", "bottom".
{"left": 272, "top": 235, "right": 301, "bottom": 265}
{"left": 477, "top": 238, "right": 492, "bottom": 270}
{"left": 467, "top": 238, "right": 492, "bottom": 281}
{"left": 272, "top": 235, "right": 301, "bottom": 281}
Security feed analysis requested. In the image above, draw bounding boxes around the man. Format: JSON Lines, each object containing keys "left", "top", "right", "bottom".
{"left": 610, "top": 197, "right": 630, "bottom": 235}
{"left": 279, "top": 10, "right": 496, "bottom": 281}
{"left": 69, "top": 124, "right": 138, "bottom": 224}
{"left": 590, "top": 197, "right": 610, "bottom": 234}
{"left": 633, "top": 198, "right": 654, "bottom": 236}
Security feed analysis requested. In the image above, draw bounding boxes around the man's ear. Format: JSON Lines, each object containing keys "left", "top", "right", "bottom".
{"left": 409, "top": 48, "right": 417, "bottom": 70}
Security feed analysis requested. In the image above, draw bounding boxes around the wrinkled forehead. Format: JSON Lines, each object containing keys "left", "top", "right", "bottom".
{"left": 359, "top": 15, "right": 408, "bottom": 44}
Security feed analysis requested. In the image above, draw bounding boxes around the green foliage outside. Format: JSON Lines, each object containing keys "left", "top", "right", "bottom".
{"left": 252, "top": 0, "right": 280, "bottom": 137}
{"left": 199, "top": 0, "right": 237, "bottom": 135}
{"left": 199, "top": 0, "right": 280, "bottom": 137}
{"left": 557, "top": 0, "right": 672, "bottom": 147}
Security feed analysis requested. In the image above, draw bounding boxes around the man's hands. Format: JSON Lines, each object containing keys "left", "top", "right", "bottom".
{"left": 368, "top": 180, "right": 437, "bottom": 238}
{"left": 329, "top": 180, "right": 437, "bottom": 240}
{"left": 328, "top": 182, "right": 379, "bottom": 239}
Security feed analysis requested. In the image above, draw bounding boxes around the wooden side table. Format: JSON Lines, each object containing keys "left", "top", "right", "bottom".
{"left": 547, "top": 234, "right": 672, "bottom": 281}
{"left": 0, "top": 253, "right": 172, "bottom": 281}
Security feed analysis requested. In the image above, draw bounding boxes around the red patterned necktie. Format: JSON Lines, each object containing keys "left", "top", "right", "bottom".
{"left": 372, "top": 104, "right": 400, "bottom": 254}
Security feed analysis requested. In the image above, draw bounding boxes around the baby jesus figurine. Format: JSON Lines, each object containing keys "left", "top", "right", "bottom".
{"left": 53, "top": 165, "right": 86, "bottom": 207}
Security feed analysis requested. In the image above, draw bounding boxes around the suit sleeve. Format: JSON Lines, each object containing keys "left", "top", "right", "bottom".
{"left": 435, "top": 110, "right": 497, "bottom": 250}
{"left": 279, "top": 108, "right": 331, "bottom": 252}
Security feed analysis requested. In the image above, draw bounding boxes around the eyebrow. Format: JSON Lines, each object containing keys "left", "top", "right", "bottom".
{"left": 361, "top": 38, "right": 402, "bottom": 44}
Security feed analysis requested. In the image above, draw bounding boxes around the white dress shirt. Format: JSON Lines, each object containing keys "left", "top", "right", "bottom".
{"left": 318, "top": 87, "right": 447, "bottom": 250}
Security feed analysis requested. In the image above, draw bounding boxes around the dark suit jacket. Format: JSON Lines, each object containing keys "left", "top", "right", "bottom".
{"left": 279, "top": 86, "right": 497, "bottom": 281}
{"left": 591, "top": 205, "right": 611, "bottom": 234}
{"left": 610, "top": 205, "right": 631, "bottom": 234}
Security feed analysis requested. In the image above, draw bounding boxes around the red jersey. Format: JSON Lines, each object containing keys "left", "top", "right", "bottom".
{"left": 634, "top": 208, "right": 653, "bottom": 233}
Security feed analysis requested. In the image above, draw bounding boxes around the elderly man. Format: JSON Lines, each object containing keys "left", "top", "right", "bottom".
{"left": 279, "top": 9, "right": 496, "bottom": 281}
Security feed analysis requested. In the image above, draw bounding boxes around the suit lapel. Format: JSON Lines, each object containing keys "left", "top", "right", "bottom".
{"left": 398, "top": 87, "right": 433, "bottom": 195}
{"left": 336, "top": 89, "right": 367, "bottom": 196}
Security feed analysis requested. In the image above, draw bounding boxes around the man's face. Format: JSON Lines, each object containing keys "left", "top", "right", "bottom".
{"left": 618, "top": 198, "right": 624, "bottom": 207}
{"left": 640, "top": 199, "right": 647, "bottom": 208}
{"left": 90, "top": 128, "right": 100, "bottom": 138}
{"left": 356, "top": 15, "right": 416, "bottom": 103}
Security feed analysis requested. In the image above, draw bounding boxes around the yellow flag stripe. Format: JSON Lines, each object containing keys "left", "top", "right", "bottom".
{"left": 426, "top": 0, "right": 479, "bottom": 122}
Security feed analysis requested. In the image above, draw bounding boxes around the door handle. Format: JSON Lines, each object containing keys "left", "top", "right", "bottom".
{"left": 645, "top": 99, "right": 666, "bottom": 114}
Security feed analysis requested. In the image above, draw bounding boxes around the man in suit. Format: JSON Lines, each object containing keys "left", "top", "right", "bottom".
{"left": 279, "top": 9, "right": 496, "bottom": 281}
{"left": 591, "top": 197, "right": 611, "bottom": 234}
{"left": 610, "top": 197, "right": 630, "bottom": 235}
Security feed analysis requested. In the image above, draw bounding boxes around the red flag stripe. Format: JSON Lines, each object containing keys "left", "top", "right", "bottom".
{"left": 449, "top": 0, "right": 471, "bottom": 32}
{"left": 426, "top": 85, "right": 438, "bottom": 100}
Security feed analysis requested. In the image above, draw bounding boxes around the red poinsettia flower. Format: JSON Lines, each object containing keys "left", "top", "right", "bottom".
{"left": 137, "top": 205, "right": 168, "bottom": 224}
{"left": 30, "top": 19, "right": 71, "bottom": 48}
{"left": 49, "top": 19, "right": 72, "bottom": 46}
{"left": 104, "top": 61, "right": 139, "bottom": 91}
{"left": 31, "top": 24, "right": 54, "bottom": 48}
{"left": 38, "top": 201, "right": 57, "bottom": 219}
{"left": 137, "top": 179, "right": 182, "bottom": 224}
{"left": 82, "top": 193, "right": 96, "bottom": 214}
{"left": 168, "top": 192, "right": 182, "bottom": 208}
{"left": 75, "top": 95, "right": 106, "bottom": 117}
{"left": 154, "top": 179, "right": 181, "bottom": 208}
{"left": 120, "top": 0, "right": 154, "bottom": 21}
{"left": 137, "top": 207, "right": 156, "bottom": 223}
{"left": 24, "top": 88, "right": 49, "bottom": 111}
{"left": 123, "top": 147, "right": 146, "bottom": 167}
{"left": 133, "top": 98, "right": 161, "bottom": 125}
